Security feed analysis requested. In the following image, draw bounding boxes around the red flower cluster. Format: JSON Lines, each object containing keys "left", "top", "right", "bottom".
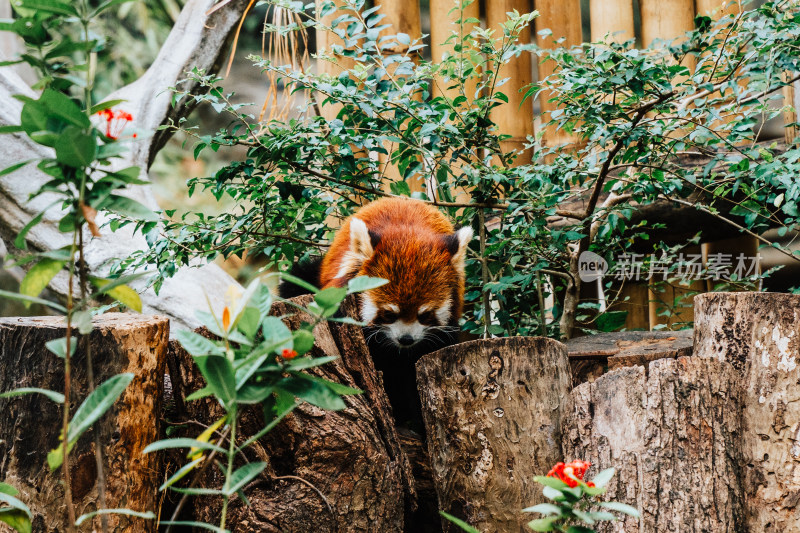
{"left": 281, "top": 348, "right": 298, "bottom": 360}
{"left": 547, "top": 460, "right": 594, "bottom": 488}
{"left": 95, "top": 108, "right": 135, "bottom": 140}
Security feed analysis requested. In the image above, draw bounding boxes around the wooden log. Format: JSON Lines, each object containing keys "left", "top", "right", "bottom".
{"left": 562, "top": 357, "right": 747, "bottom": 533}
{"left": 0, "top": 313, "right": 168, "bottom": 532}
{"left": 486, "top": 0, "right": 535, "bottom": 166}
{"left": 693, "top": 292, "right": 800, "bottom": 532}
{"left": 167, "top": 295, "right": 415, "bottom": 532}
{"left": 565, "top": 330, "right": 692, "bottom": 386}
{"left": 590, "top": 0, "right": 635, "bottom": 43}
{"left": 416, "top": 337, "right": 572, "bottom": 533}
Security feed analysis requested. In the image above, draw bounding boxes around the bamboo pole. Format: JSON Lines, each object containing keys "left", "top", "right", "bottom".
{"left": 535, "top": 0, "right": 582, "bottom": 150}
{"left": 589, "top": 0, "right": 635, "bottom": 44}
{"left": 316, "top": 0, "right": 356, "bottom": 122}
{"left": 430, "top": 0, "right": 482, "bottom": 205}
{"left": 375, "top": 0, "right": 424, "bottom": 189}
{"left": 486, "top": 0, "right": 535, "bottom": 166}
{"left": 430, "top": 0, "right": 481, "bottom": 102}
{"left": 640, "top": 0, "right": 695, "bottom": 47}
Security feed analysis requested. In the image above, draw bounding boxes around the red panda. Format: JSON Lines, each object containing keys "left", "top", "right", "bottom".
{"left": 319, "top": 197, "right": 473, "bottom": 349}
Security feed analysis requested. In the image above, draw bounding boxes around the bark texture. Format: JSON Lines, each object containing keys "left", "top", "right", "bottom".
{"left": 694, "top": 292, "right": 800, "bottom": 532}
{"left": 566, "top": 330, "right": 693, "bottom": 386}
{"left": 0, "top": 313, "right": 168, "bottom": 532}
{"left": 562, "top": 357, "right": 746, "bottom": 533}
{"left": 166, "top": 295, "right": 415, "bottom": 533}
{"left": 416, "top": 337, "right": 572, "bottom": 533}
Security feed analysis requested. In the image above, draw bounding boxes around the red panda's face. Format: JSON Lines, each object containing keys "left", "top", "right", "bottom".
{"left": 343, "top": 218, "right": 472, "bottom": 348}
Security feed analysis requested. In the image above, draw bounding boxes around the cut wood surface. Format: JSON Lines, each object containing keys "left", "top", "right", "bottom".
{"left": 166, "top": 295, "right": 414, "bottom": 533}
{"left": 416, "top": 337, "right": 572, "bottom": 533}
{"left": 566, "top": 330, "right": 693, "bottom": 386}
{"left": 694, "top": 292, "right": 800, "bottom": 532}
{"left": 562, "top": 357, "right": 746, "bottom": 533}
{"left": 0, "top": 313, "right": 168, "bottom": 532}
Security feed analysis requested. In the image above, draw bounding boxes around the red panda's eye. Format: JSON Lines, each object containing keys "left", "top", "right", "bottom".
{"left": 418, "top": 311, "right": 437, "bottom": 326}
{"left": 378, "top": 310, "right": 398, "bottom": 323}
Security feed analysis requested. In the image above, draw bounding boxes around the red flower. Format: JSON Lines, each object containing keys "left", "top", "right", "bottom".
{"left": 95, "top": 108, "right": 135, "bottom": 140}
{"left": 281, "top": 348, "right": 298, "bottom": 360}
{"left": 547, "top": 460, "right": 592, "bottom": 488}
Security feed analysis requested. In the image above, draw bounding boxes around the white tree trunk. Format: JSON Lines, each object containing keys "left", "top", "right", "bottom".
{"left": 0, "top": 0, "right": 250, "bottom": 330}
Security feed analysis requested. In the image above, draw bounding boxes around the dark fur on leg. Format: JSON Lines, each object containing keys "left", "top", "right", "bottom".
{"left": 277, "top": 256, "right": 324, "bottom": 298}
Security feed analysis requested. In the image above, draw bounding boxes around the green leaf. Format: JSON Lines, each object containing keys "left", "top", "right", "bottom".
{"left": 596, "top": 311, "right": 627, "bottom": 332}
{"left": 75, "top": 509, "right": 155, "bottom": 527}
{"left": 67, "top": 373, "right": 134, "bottom": 442}
{"left": 157, "top": 521, "right": 228, "bottom": 533}
{"left": 19, "top": 258, "right": 64, "bottom": 302}
{"left": 88, "top": 99, "right": 127, "bottom": 115}
{"left": 590, "top": 468, "right": 615, "bottom": 489}
{"left": 54, "top": 127, "right": 96, "bottom": 168}
{"left": 0, "top": 387, "right": 64, "bottom": 403}
{"left": 0, "top": 289, "right": 67, "bottom": 313}
{"left": 534, "top": 476, "right": 569, "bottom": 490}
{"left": 90, "top": 0, "right": 136, "bottom": 17}
{"left": 194, "top": 355, "right": 236, "bottom": 404}
{"left": 235, "top": 383, "right": 275, "bottom": 404}
{"left": 0, "top": 510, "right": 32, "bottom": 533}
{"left": 0, "top": 125, "right": 24, "bottom": 134}
{"left": 0, "top": 160, "right": 33, "bottom": 178}
{"left": 224, "top": 462, "right": 267, "bottom": 495}
{"left": 185, "top": 386, "right": 214, "bottom": 402}
{"left": 302, "top": 375, "right": 362, "bottom": 395}
{"left": 527, "top": 516, "right": 559, "bottom": 532}
{"left": 565, "top": 527, "right": 595, "bottom": 533}
{"left": 142, "top": 438, "right": 226, "bottom": 455}
{"left": 347, "top": 276, "right": 388, "bottom": 294}
{"left": 598, "top": 501, "right": 640, "bottom": 517}
{"left": 0, "top": 491, "right": 30, "bottom": 519}
{"left": 72, "top": 310, "right": 93, "bottom": 335}
{"left": 16, "top": 0, "right": 78, "bottom": 16}
{"left": 439, "top": 511, "right": 481, "bottom": 533}
{"left": 0, "top": 484, "right": 19, "bottom": 497}
{"left": 47, "top": 439, "right": 76, "bottom": 470}
{"left": 571, "top": 509, "right": 595, "bottom": 525}
{"left": 14, "top": 201, "right": 59, "bottom": 250}
{"left": 522, "top": 503, "right": 561, "bottom": 515}
{"left": 279, "top": 272, "right": 319, "bottom": 293}
{"left": 279, "top": 375, "right": 346, "bottom": 410}
{"left": 260, "top": 316, "right": 293, "bottom": 353}
{"left": 237, "top": 307, "right": 261, "bottom": 339}
{"left": 159, "top": 457, "right": 204, "bottom": 490}
{"left": 175, "top": 330, "right": 224, "bottom": 357}
{"left": 101, "top": 194, "right": 159, "bottom": 222}
{"left": 542, "top": 485, "right": 565, "bottom": 501}
{"left": 90, "top": 277, "right": 142, "bottom": 312}
{"left": 314, "top": 287, "right": 347, "bottom": 309}
{"left": 291, "top": 330, "right": 316, "bottom": 355}
{"left": 285, "top": 355, "right": 338, "bottom": 370}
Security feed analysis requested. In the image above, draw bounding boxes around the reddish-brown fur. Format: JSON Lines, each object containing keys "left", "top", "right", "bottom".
{"left": 320, "top": 198, "right": 467, "bottom": 322}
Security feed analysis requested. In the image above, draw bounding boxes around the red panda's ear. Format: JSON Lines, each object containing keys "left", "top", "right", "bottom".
{"left": 349, "top": 218, "right": 375, "bottom": 263}
{"left": 446, "top": 226, "right": 473, "bottom": 274}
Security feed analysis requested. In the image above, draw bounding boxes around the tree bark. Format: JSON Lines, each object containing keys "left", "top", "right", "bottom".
{"left": 166, "top": 295, "right": 415, "bottom": 533}
{"left": 0, "top": 314, "right": 169, "bottom": 532}
{"left": 562, "top": 357, "right": 746, "bottom": 533}
{"left": 566, "top": 330, "right": 693, "bottom": 386}
{"left": 693, "top": 292, "right": 800, "bottom": 532}
{"left": 416, "top": 337, "right": 572, "bottom": 533}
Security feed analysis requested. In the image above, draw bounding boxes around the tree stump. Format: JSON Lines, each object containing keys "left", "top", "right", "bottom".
{"left": 562, "top": 357, "right": 746, "bottom": 533}
{"left": 166, "top": 295, "right": 415, "bottom": 533}
{"left": 416, "top": 337, "right": 572, "bottom": 533}
{"left": 694, "top": 292, "right": 800, "bottom": 532}
{"left": 0, "top": 314, "right": 169, "bottom": 532}
{"left": 566, "top": 330, "right": 693, "bottom": 386}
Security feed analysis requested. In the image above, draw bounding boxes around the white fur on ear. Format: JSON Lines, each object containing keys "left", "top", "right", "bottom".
{"left": 335, "top": 218, "right": 375, "bottom": 279}
{"left": 349, "top": 218, "right": 374, "bottom": 260}
{"left": 451, "top": 226, "right": 473, "bottom": 274}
